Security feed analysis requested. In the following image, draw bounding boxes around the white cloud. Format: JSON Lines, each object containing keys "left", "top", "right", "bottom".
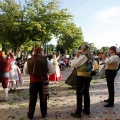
{"left": 95, "top": 7, "right": 120, "bottom": 24}
{"left": 84, "top": 7, "right": 120, "bottom": 48}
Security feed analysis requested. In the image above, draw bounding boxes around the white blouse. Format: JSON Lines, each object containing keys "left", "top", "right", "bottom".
{"left": 105, "top": 55, "right": 119, "bottom": 64}
{"left": 71, "top": 55, "right": 88, "bottom": 68}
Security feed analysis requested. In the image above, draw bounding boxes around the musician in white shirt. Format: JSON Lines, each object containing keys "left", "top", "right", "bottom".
{"left": 102, "top": 46, "right": 119, "bottom": 107}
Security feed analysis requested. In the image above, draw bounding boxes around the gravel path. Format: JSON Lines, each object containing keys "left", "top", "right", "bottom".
{"left": 0, "top": 69, "right": 120, "bottom": 120}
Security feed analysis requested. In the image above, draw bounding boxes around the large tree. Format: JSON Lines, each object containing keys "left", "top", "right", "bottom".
{"left": 56, "top": 22, "right": 84, "bottom": 54}
{"left": 0, "top": 0, "right": 29, "bottom": 52}
{"left": 0, "top": 0, "right": 72, "bottom": 53}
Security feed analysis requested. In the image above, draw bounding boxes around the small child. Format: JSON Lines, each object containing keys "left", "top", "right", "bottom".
{"left": 9, "top": 61, "right": 23, "bottom": 92}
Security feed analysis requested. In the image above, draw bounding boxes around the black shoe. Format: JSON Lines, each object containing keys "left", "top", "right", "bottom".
{"left": 104, "top": 103, "right": 114, "bottom": 107}
{"left": 42, "top": 115, "right": 46, "bottom": 118}
{"left": 42, "top": 114, "right": 46, "bottom": 118}
{"left": 12, "top": 89, "right": 16, "bottom": 93}
{"left": 82, "top": 109, "right": 90, "bottom": 115}
{"left": 104, "top": 99, "right": 109, "bottom": 102}
{"left": 71, "top": 112, "right": 81, "bottom": 118}
{"left": 27, "top": 113, "right": 33, "bottom": 120}
{"left": 8, "top": 89, "right": 13, "bottom": 93}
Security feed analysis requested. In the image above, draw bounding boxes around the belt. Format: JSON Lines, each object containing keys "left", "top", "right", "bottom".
{"left": 77, "top": 71, "right": 91, "bottom": 77}
{"left": 0, "top": 72, "right": 10, "bottom": 78}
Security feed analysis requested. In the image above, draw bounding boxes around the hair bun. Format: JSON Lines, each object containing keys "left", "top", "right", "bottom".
{"left": 81, "top": 44, "right": 90, "bottom": 50}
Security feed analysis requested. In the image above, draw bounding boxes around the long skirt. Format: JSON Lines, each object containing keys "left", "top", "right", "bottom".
{"left": 49, "top": 72, "right": 62, "bottom": 81}
{"left": 49, "top": 65, "right": 62, "bottom": 81}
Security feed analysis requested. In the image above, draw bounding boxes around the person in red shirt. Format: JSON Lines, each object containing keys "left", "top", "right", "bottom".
{"left": 23, "top": 47, "right": 55, "bottom": 119}
{"left": 0, "top": 51, "right": 14, "bottom": 102}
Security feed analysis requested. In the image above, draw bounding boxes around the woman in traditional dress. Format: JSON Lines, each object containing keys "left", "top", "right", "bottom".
{"left": 49, "top": 51, "right": 62, "bottom": 82}
{"left": 0, "top": 51, "right": 14, "bottom": 102}
{"left": 70, "top": 44, "right": 93, "bottom": 118}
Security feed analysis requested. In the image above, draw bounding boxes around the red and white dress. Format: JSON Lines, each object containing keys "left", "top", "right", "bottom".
{"left": 49, "top": 58, "right": 62, "bottom": 81}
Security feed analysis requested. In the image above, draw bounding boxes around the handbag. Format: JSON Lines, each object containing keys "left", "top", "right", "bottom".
{"left": 65, "top": 68, "right": 77, "bottom": 86}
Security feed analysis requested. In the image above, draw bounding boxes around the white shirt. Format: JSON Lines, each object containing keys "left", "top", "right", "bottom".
{"left": 105, "top": 55, "right": 119, "bottom": 64}
{"left": 71, "top": 55, "right": 88, "bottom": 68}
{"left": 23, "top": 60, "right": 55, "bottom": 75}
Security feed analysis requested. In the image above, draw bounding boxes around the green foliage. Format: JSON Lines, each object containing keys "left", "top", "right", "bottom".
{"left": 26, "top": 0, "right": 72, "bottom": 42}
{"left": 21, "top": 40, "right": 42, "bottom": 52}
{"left": 0, "top": 0, "right": 29, "bottom": 52}
{"left": 44, "top": 44, "right": 55, "bottom": 54}
{"left": 57, "top": 23, "right": 84, "bottom": 53}
{"left": 100, "top": 46, "right": 109, "bottom": 52}
{"left": 56, "top": 45, "right": 65, "bottom": 54}
{"left": 0, "top": 0, "right": 72, "bottom": 53}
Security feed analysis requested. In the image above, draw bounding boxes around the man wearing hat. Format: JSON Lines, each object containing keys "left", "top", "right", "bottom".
{"left": 23, "top": 47, "right": 55, "bottom": 119}
{"left": 0, "top": 51, "right": 14, "bottom": 102}
{"left": 102, "top": 46, "right": 120, "bottom": 107}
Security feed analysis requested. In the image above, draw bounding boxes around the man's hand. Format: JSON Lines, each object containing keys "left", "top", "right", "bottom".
{"left": 76, "top": 52, "right": 80, "bottom": 58}
{"left": 102, "top": 52, "right": 107, "bottom": 61}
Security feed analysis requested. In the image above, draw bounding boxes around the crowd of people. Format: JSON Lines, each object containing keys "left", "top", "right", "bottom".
{"left": 0, "top": 44, "right": 120, "bottom": 119}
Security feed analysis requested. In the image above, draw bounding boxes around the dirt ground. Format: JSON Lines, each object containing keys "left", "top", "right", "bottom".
{"left": 0, "top": 69, "right": 120, "bottom": 120}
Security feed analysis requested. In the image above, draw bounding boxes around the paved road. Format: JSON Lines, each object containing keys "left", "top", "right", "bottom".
{"left": 0, "top": 69, "right": 120, "bottom": 120}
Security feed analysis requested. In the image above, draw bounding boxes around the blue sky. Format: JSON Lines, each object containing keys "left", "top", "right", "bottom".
{"left": 16, "top": 0, "right": 120, "bottom": 48}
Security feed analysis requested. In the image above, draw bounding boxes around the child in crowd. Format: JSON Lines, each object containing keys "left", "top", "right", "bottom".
{"left": 9, "top": 61, "right": 23, "bottom": 92}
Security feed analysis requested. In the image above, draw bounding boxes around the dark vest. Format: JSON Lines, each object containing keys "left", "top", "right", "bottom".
{"left": 27, "top": 56, "right": 48, "bottom": 76}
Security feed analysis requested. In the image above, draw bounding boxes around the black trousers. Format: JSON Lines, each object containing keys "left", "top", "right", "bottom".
{"left": 28, "top": 82, "right": 47, "bottom": 117}
{"left": 105, "top": 70, "right": 117, "bottom": 105}
{"left": 76, "top": 76, "right": 91, "bottom": 114}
